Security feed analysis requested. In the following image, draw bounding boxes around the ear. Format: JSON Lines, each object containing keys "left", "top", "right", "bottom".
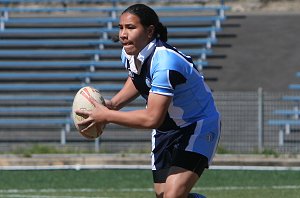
{"left": 147, "top": 25, "right": 155, "bottom": 39}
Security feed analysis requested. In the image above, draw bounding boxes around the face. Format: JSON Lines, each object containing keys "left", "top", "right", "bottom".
{"left": 119, "top": 12, "right": 154, "bottom": 56}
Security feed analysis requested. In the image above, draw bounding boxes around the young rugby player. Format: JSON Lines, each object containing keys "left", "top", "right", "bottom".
{"left": 76, "top": 4, "right": 221, "bottom": 198}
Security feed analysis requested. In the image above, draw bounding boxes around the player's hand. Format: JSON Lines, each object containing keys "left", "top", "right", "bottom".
{"left": 75, "top": 97, "right": 109, "bottom": 132}
{"left": 104, "top": 99, "right": 114, "bottom": 110}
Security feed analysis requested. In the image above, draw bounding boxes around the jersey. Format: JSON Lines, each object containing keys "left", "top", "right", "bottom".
{"left": 121, "top": 39, "right": 220, "bottom": 132}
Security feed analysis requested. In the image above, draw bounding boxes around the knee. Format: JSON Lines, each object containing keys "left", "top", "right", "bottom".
{"left": 163, "top": 188, "right": 187, "bottom": 198}
{"left": 155, "top": 192, "right": 163, "bottom": 198}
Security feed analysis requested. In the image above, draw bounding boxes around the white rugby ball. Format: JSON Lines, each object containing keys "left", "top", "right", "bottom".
{"left": 72, "top": 86, "right": 106, "bottom": 139}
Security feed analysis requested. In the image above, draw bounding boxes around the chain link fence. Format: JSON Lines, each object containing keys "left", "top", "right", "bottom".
{"left": 214, "top": 89, "right": 300, "bottom": 154}
{"left": 0, "top": 89, "right": 299, "bottom": 154}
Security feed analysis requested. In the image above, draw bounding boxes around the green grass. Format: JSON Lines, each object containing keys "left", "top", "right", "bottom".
{"left": 0, "top": 169, "right": 300, "bottom": 198}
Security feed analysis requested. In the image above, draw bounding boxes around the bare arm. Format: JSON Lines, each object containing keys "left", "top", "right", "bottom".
{"left": 106, "top": 77, "right": 140, "bottom": 110}
{"left": 105, "top": 93, "right": 171, "bottom": 128}
{"left": 76, "top": 92, "right": 172, "bottom": 130}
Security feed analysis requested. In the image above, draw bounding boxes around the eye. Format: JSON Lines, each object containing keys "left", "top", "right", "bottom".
{"left": 127, "top": 25, "right": 136, "bottom": 29}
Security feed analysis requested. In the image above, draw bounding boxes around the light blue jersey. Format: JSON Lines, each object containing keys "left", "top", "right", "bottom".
{"left": 150, "top": 43, "right": 219, "bottom": 127}
{"left": 122, "top": 39, "right": 221, "bottom": 167}
{"left": 122, "top": 39, "right": 220, "bottom": 130}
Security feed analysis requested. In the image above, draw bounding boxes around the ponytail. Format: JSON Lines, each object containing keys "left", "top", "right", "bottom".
{"left": 156, "top": 22, "right": 168, "bottom": 42}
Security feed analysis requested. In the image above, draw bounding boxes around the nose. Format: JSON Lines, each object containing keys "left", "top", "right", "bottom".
{"left": 119, "top": 28, "right": 127, "bottom": 40}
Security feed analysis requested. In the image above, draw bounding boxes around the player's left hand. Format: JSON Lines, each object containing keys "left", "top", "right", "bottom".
{"left": 75, "top": 97, "right": 109, "bottom": 132}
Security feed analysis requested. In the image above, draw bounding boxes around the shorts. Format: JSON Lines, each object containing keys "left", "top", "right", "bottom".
{"left": 151, "top": 117, "right": 221, "bottom": 183}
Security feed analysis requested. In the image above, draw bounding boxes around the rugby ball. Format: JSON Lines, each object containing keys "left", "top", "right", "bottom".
{"left": 72, "top": 86, "right": 106, "bottom": 139}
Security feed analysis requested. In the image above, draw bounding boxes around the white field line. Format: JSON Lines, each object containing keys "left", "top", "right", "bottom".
{"left": 0, "top": 164, "right": 151, "bottom": 171}
{"left": 1, "top": 164, "right": 300, "bottom": 171}
{"left": 194, "top": 185, "right": 300, "bottom": 191}
{"left": 210, "top": 165, "right": 300, "bottom": 171}
{"left": 0, "top": 194, "right": 111, "bottom": 198}
{"left": 1, "top": 185, "right": 300, "bottom": 194}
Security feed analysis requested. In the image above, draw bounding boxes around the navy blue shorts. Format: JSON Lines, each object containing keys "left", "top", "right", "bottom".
{"left": 151, "top": 118, "right": 221, "bottom": 183}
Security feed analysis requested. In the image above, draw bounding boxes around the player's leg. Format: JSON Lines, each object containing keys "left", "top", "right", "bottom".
{"left": 153, "top": 148, "right": 208, "bottom": 197}
{"left": 153, "top": 168, "right": 169, "bottom": 198}
{"left": 154, "top": 164, "right": 206, "bottom": 198}
{"left": 155, "top": 179, "right": 206, "bottom": 198}
{"left": 164, "top": 166, "right": 199, "bottom": 198}
{"left": 162, "top": 117, "right": 220, "bottom": 197}
{"left": 154, "top": 183, "right": 165, "bottom": 198}
{"left": 151, "top": 118, "right": 220, "bottom": 198}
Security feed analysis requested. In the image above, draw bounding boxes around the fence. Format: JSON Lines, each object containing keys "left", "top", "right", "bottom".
{"left": 214, "top": 88, "right": 300, "bottom": 154}
{"left": 1, "top": 88, "right": 299, "bottom": 155}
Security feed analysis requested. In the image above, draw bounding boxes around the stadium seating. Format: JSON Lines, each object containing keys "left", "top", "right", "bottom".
{"left": 0, "top": 0, "right": 229, "bottom": 147}
{"left": 282, "top": 95, "right": 300, "bottom": 102}
{"left": 268, "top": 72, "right": 300, "bottom": 146}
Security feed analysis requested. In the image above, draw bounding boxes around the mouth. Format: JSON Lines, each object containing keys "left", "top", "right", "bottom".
{"left": 121, "top": 41, "right": 136, "bottom": 55}
{"left": 122, "top": 42, "right": 133, "bottom": 47}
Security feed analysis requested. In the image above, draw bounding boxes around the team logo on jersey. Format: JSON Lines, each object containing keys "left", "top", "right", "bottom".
{"left": 145, "top": 77, "right": 151, "bottom": 88}
{"left": 206, "top": 132, "right": 215, "bottom": 142}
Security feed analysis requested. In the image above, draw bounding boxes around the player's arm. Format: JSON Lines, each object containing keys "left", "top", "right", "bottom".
{"left": 105, "top": 77, "right": 140, "bottom": 110}
{"left": 77, "top": 92, "right": 171, "bottom": 130}
{"left": 105, "top": 92, "right": 171, "bottom": 129}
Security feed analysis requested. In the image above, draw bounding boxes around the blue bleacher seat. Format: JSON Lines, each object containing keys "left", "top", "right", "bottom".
{"left": 0, "top": 27, "right": 220, "bottom": 35}
{"left": 0, "top": 4, "right": 229, "bottom": 13}
{"left": 0, "top": 83, "right": 124, "bottom": 91}
{"left": 0, "top": 118, "right": 72, "bottom": 126}
{"left": 282, "top": 95, "right": 300, "bottom": 102}
{"left": 0, "top": 71, "right": 128, "bottom": 81}
{"left": 268, "top": 119, "right": 300, "bottom": 146}
{"left": 0, "top": 60, "right": 122, "bottom": 68}
{"left": 0, "top": 27, "right": 116, "bottom": 34}
{"left": 0, "top": 107, "right": 71, "bottom": 114}
{"left": 269, "top": 69, "right": 300, "bottom": 146}
{"left": 0, "top": 95, "right": 73, "bottom": 101}
{"left": 268, "top": 120, "right": 300, "bottom": 125}
{"left": 0, "top": 48, "right": 212, "bottom": 58}
{"left": 0, "top": 17, "right": 118, "bottom": 24}
{"left": 0, "top": 38, "right": 216, "bottom": 48}
{"left": 0, "top": 39, "right": 117, "bottom": 46}
{"left": 0, "top": 16, "right": 224, "bottom": 25}
{"left": 289, "top": 84, "right": 300, "bottom": 90}
{"left": 273, "top": 109, "right": 300, "bottom": 117}
{"left": 0, "top": 49, "right": 118, "bottom": 56}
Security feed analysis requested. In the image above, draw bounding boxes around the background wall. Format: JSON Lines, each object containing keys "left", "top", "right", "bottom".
{"left": 205, "top": 0, "right": 300, "bottom": 92}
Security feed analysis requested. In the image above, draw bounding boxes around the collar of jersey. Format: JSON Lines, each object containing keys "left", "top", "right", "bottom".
{"left": 122, "top": 38, "right": 156, "bottom": 75}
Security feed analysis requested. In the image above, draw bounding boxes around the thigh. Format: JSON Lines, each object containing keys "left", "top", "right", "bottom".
{"left": 153, "top": 166, "right": 200, "bottom": 198}
{"left": 164, "top": 166, "right": 200, "bottom": 198}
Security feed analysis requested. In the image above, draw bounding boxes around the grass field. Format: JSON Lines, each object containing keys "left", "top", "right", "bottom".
{"left": 1, "top": 169, "right": 300, "bottom": 198}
